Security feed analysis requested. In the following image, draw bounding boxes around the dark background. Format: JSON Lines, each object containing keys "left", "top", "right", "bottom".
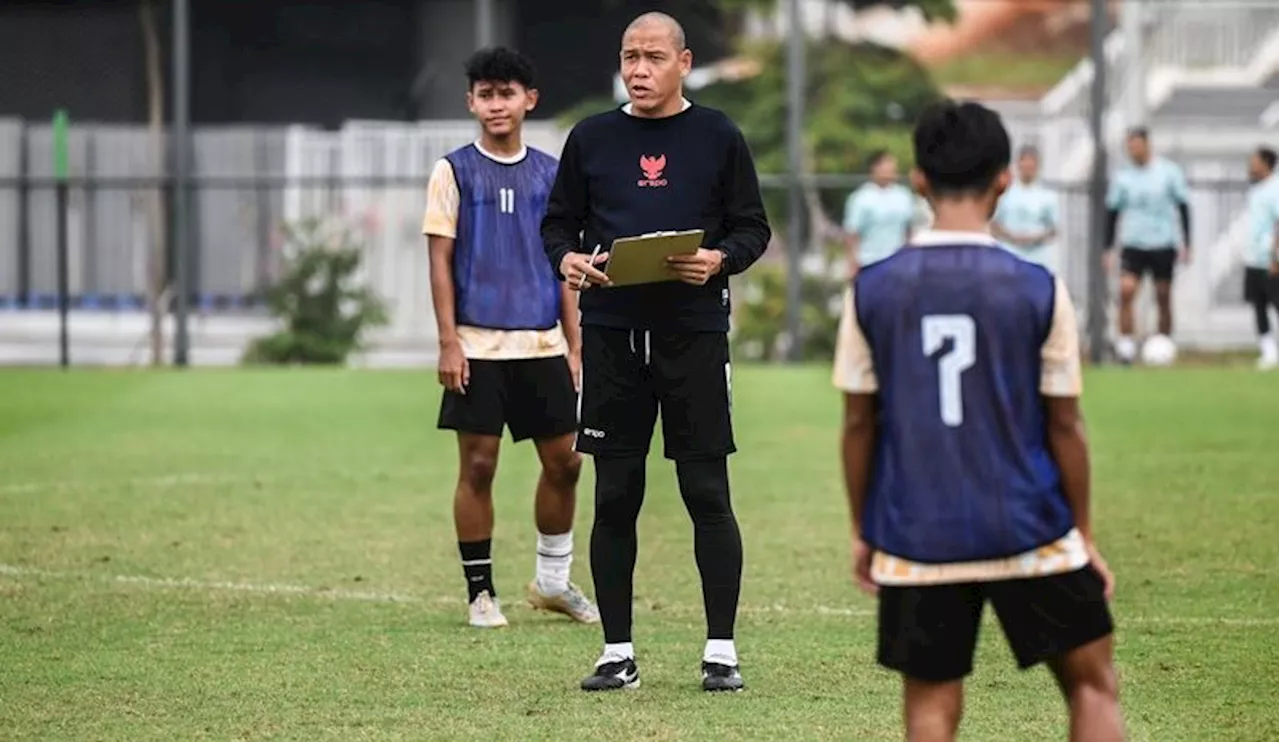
{"left": 0, "top": 0, "right": 731, "bottom": 126}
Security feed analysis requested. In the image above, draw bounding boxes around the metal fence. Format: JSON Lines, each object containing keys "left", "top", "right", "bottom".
{"left": 0, "top": 117, "right": 1264, "bottom": 365}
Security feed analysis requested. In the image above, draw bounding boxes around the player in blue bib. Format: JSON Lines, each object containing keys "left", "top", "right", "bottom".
{"left": 835, "top": 100, "right": 1123, "bottom": 742}
{"left": 1102, "top": 128, "right": 1192, "bottom": 363}
{"left": 424, "top": 47, "right": 598, "bottom": 630}
{"left": 842, "top": 150, "right": 916, "bottom": 275}
{"left": 992, "top": 145, "right": 1059, "bottom": 271}
{"left": 1243, "top": 147, "right": 1279, "bottom": 369}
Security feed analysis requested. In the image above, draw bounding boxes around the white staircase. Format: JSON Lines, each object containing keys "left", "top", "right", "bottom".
{"left": 1031, "top": 0, "right": 1279, "bottom": 350}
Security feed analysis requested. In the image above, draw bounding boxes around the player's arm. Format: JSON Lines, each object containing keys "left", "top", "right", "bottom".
{"left": 1039, "top": 196, "right": 1061, "bottom": 244}
{"left": 1170, "top": 165, "right": 1192, "bottom": 258}
{"left": 989, "top": 219, "right": 1022, "bottom": 246}
{"left": 841, "top": 391, "right": 876, "bottom": 536}
{"left": 423, "top": 160, "right": 468, "bottom": 393}
{"left": 541, "top": 128, "right": 606, "bottom": 286}
{"left": 713, "top": 128, "right": 771, "bottom": 276}
{"left": 1040, "top": 278, "right": 1113, "bottom": 596}
{"left": 834, "top": 286, "right": 879, "bottom": 594}
{"left": 989, "top": 195, "right": 1020, "bottom": 245}
{"left": 842, "top": 194, "right": 863, "bottom": 268}
{"left": 832, "top": 288, "right": 879, "bottom": 540}
{"left": 1270, "top": 221, "right": 1278, "bottom": 275}
{"left": 559, "top": 283, "right": 582, "bottom": 388}
{"left": 1103, "top": 178, "right": 1123, "bottom": 252}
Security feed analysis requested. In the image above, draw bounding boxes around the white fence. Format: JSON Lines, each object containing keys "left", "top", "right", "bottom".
{"left": 280, "top": 120, "right": 568, "bottom": 345}
{"left": 0, "top": 117, "right": 1266, "bottom": 364}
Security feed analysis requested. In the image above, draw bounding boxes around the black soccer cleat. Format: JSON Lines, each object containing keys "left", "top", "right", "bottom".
{"left": 701, "top": 661, "right": 744, "bottom": 692}
{"left": 581, "top": 657, "right": 640, "bottom": 691}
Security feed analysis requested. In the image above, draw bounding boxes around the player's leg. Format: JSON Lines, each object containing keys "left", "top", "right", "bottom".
{"left": 903, "top": 679, "right": 965, "bottom": 742}
{"left": 438, "top": 360, "right": 509, "bottom": 627}
{"left": 1114, "top": 248, "right": 1144, "bottom": 363}
{"left": 879, "top": 582, "right": 984, "bottom": 742}
{"left": 1047, "top": 635, "right": 1124, "bottom": 742}
{"left": 1150, "top": 247, "right": 1177, "bottom": 337}
{"left": 576, "top": 327, "right": 658, "bottom": 691}
{"left": 505, "top": 356, "right": 598, "bottom": 622}
{"left": 1244, "top": 268, "right": 1277, "bottom": 368}
{"left": 989, "top": 567, "right": 1121, "bottom": 741}
{"left": 654, "top": 331, "right": 744, "bottom": 691}
{"left": 1266, "top": 270, "right": 1280, "bottom": 368}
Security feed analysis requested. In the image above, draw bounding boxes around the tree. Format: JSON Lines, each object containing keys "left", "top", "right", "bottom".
{"left": 717, "top": 0, "right": 956, "bottom": 24}
{"left": 694, "top": 38, "right": 941, "bottom": 242}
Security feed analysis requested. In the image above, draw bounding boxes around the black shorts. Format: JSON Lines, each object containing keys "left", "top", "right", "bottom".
{"left": 1243, "top": 267, "right": 1279, "bottom": 306}
{"left": 877, "top": 566, "right": 1114, "bottom": 683}
{"left": 1120, "top": 247, "right": 1176, "bottom": 282}
{"left": 437, "top": 356, "right": 578, "bottom": 442}
{"left": 576, "top": 326, "right": 734, "bottom": 460}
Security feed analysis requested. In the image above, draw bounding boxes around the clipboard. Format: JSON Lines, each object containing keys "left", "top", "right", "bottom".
{"left": 602, "top": 229, "right": 704, "bottom": 287}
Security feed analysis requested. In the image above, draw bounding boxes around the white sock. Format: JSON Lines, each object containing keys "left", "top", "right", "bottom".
{"left": 535, "top": 530, "right": 573, "bottom": 596}
{"left": 599, "top": 642, "right": 635, "bottom": 665}
{"left": 1115, "top": 335, "right": 1136, "bottom": 361}
{"left": 703, "top": 639, "right": 738, "bottom": 666}
{"left": 1260, "top": 334, "right": 1277, "bottom": 357}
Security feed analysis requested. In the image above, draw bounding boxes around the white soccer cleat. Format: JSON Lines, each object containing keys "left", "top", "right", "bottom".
{"left": 1114, "top": 336, "right": 1137, "bottom": 366}
{"left": 468, "top": 590, "right": 508, "bottom": 628}
{"left": 526, "top": 580, "right": 600, "bottom": 624}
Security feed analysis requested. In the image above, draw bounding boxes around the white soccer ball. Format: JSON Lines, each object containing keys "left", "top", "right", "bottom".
{"left": 1140, "top": 334, "right": 1178, "bottom": 367}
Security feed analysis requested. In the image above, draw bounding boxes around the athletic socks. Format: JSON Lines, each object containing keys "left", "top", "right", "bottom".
{"left": 1115, "top": 335, "right": 1137, "bottom": 362}
{"left": 704, "top": 638, "right": 738, "bottom": 666}
{"left": 535, "top": 530, "right": 573, "bottom": 596}
{"left": 459, "top": 539, "right": 495, "bottom": 603}
{"left": 598, "top": 641, "right": 636, "bottom": 665}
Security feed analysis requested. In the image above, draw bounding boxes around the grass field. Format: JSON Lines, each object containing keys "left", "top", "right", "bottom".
{"left": 0, "top": 366, "right": 1276, "bottom": 741}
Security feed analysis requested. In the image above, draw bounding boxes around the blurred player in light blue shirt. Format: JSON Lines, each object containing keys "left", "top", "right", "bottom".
{"left": 1101, "top": 128, "right": 1191, "bottom": 363}
{"left": 843, "top": 151, "right": 915, "bottom": 276}
{"left": 993, "top": 145, "right": 1059, "bottom": 271}
{"left": 1243, "top": 146, "right": 1279, "bottom": 368}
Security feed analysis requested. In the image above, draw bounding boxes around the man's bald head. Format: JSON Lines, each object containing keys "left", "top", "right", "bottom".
{"left": 624, "top": 11, "right": 686, "bottom": 51}
{"left": 620, "top": 11, "right": 692, "bottom": 118}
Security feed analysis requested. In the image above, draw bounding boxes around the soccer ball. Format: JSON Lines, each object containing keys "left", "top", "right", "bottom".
{"left": 1140, "top": 334, "right": 1178, "bottom": 367}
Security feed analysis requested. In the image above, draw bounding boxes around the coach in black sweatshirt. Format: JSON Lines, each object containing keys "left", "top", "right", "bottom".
{"left": 541, "top": 11, "right": 770, "bottom": 695}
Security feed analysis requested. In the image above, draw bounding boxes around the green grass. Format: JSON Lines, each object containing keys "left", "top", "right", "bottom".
{"left": 931, "top": 52, "right": 1080, "bottom": 92}
{"left": 0, "top": 366, "right": 1276, "bottom": 741}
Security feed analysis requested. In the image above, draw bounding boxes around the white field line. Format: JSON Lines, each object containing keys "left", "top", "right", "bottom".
{"left": 0, "top": 564, "right": 419, "bottom": 604}
{"left": 1, "top": 563, "right": 1274, "bottom": 628}
{"left": 0, "top": 473, "right": 248, "bottom": 495}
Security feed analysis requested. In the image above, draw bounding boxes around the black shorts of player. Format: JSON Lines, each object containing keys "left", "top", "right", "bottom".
{"left": 877, "top": 566, "right": 1114, "bottom": 683}
{"left": 1120, "top": 246, "right": 1177, "bottom": 282}
{"left": 576, "top": 326, "right": 734, "bottom": 461}
{"left": 1243, "top": 266, "right": 1279, "bottom": 305}
{"left": 437, "top": 356, "right": 578, "bottom": 442}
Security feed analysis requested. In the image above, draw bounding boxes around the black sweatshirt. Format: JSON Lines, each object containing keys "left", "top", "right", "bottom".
{"left": 541, "top": 103, "right": 771, "bottom": 332}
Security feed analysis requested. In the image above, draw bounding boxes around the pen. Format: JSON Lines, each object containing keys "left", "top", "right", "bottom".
{"left": 579, "top": 243, "right": 602, "bottom": 290}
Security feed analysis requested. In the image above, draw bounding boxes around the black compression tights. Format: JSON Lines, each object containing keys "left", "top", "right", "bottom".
{"left": 590, "top": 456, "right": 743, "bottom": 644}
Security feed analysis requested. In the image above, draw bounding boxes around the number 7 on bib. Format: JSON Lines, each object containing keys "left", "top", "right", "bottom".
{"left": 922, "top": 314, "right": 976, "bottom": 427}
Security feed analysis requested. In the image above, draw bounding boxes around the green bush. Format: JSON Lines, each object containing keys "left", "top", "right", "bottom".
{"left": 731, "top": 261, "right": 845, "bottom": 363}
{"left": 242, "top": 220, "right": 388, "bottom": 366}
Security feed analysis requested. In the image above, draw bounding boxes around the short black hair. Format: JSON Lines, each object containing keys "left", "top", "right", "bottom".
{"left": 1017, "top": 144, "right": 1040, "bottom": 160}
{"left": 1257, "top": 146, "right": 1278, "bottom": 172}
{"left": 465, "top": 46, "right": 537, "bottom": 90}
{"left": 866, "top": 149, "right": 892, "bottom": 170}
{"left": 912, "top": 99, "right": 1011, "bottom": 196}
{"left": 1127, "top": 126, "right": 1150, "bottom": 142}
